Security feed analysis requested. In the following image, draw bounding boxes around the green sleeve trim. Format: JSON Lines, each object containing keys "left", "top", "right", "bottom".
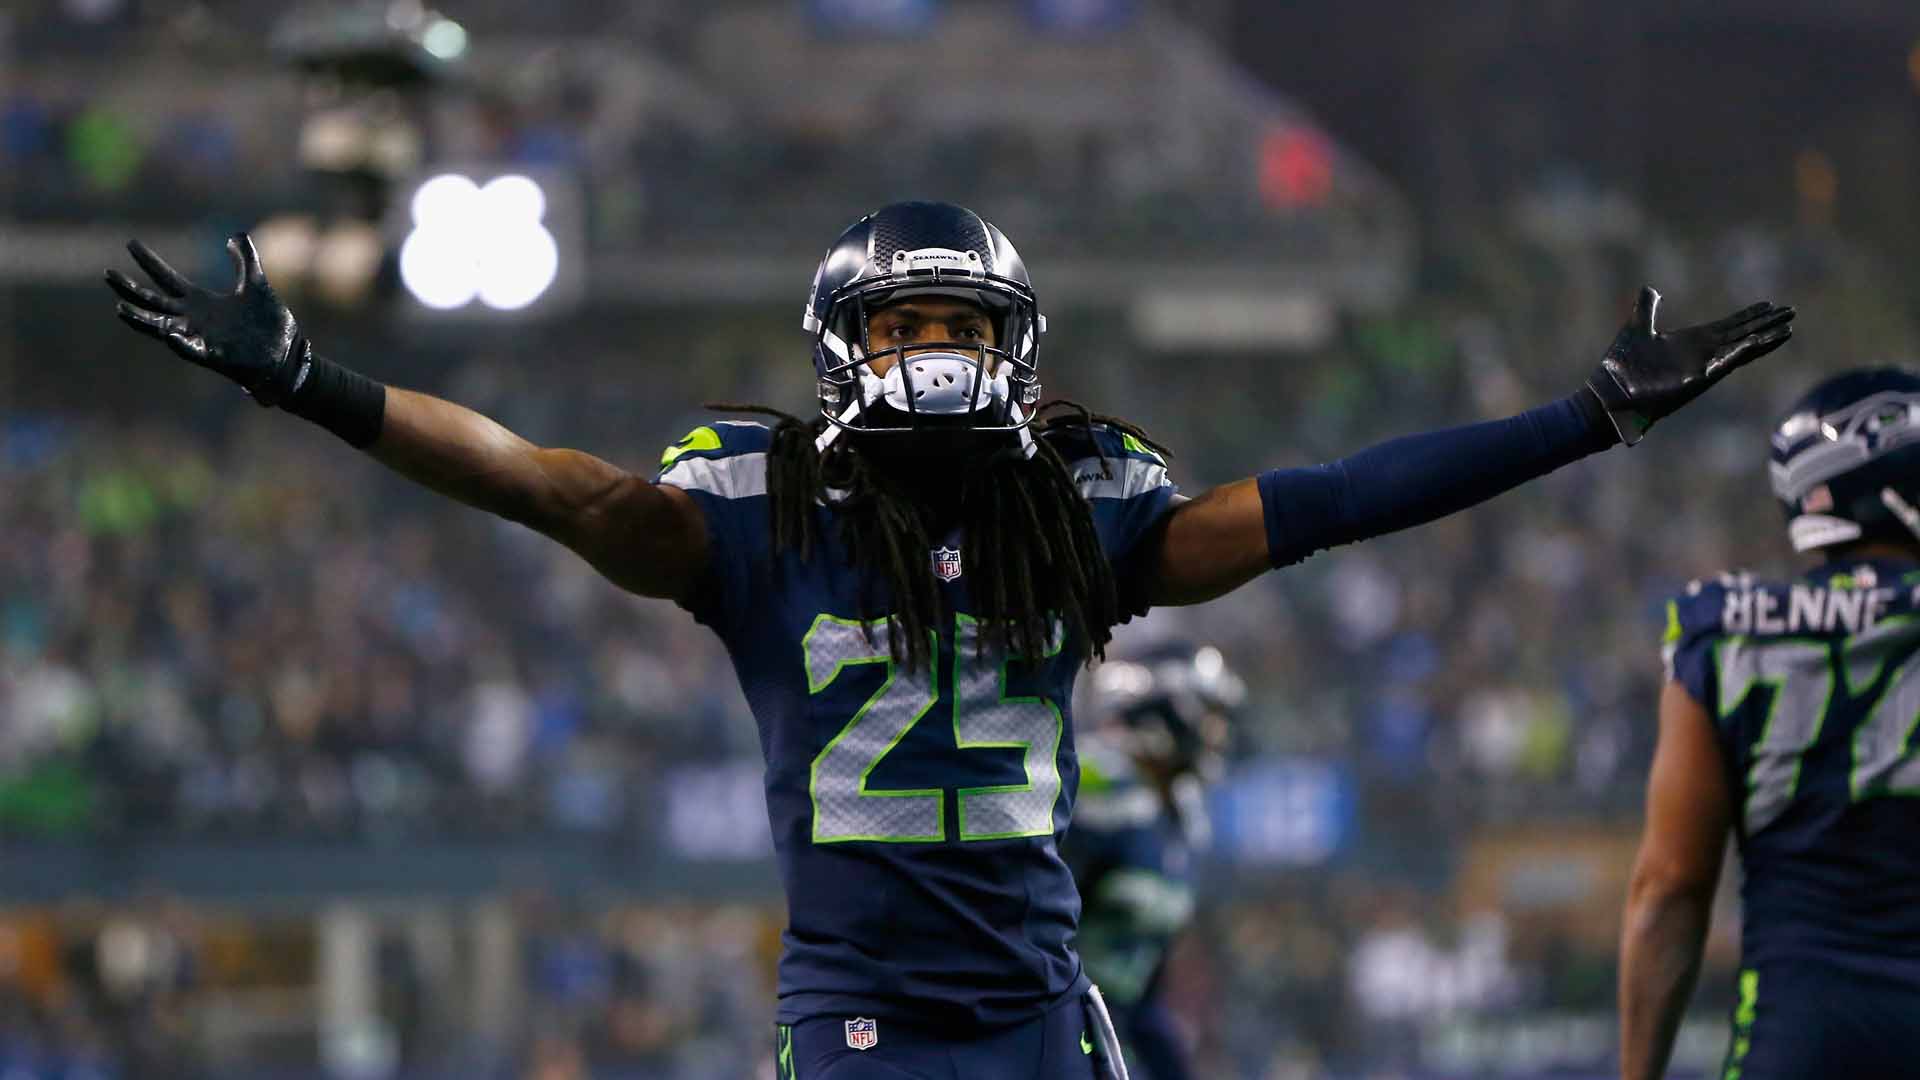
{"left": 1119, "top": 432, "right": 1164, "bottom": 464}
{"left": 661, "top": 425, "right": 723, "bottom": 467}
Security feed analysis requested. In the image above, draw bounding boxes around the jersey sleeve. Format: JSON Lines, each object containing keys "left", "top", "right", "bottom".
{"left": 1663, "top": 580, "right": 1729, "bottom": 713}
{"left": 654, "top": 420, "right": 773, "bottom": 634}
{"left": 1048, "top": 425, "right": 1179, "bottom": 621}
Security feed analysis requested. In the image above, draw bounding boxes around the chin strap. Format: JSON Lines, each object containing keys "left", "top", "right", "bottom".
{"left": 1009, "top": 402, "right": 1037, "bottom": 460}
{"left": 1880, "top": 488, "right": 1920, "bottom": 545}
{"left": 815, "top": 399, "right": 862, "bottom": 454}
{"left": 816, "top": 389, "right": 1039, "bottom": 459}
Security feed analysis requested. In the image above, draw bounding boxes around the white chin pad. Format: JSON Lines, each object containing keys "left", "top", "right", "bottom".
{"left": 858, "top": 352, "right": 1009, "bottom": 416}
{"left": 1788, "top": 513, "right": 1864, "bottom": 552}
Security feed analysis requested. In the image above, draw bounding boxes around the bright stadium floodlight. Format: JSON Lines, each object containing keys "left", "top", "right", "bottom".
{"left": 475, "top": 221, "right": 558, "bottom": 311}
{"left": 478, "top": 173, "right": 544, "bottom": 223}
{"left": 475, "top": 175, "right": 557, "bottom": 310}
{"left": 420, "top": 16, "right": 467, "bottom": 61}
{"left": 399, "top": 172, "right": 558, "bottom": 312}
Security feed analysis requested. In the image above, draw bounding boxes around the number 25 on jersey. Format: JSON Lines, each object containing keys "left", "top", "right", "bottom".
{"left": 803, "top": 614, "right": 1064, "bottom": 845}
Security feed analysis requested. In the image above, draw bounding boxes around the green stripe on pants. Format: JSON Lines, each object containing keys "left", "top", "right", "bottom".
{"left": 775, "top": 1022, "right": 798, "bottom": 1068}
{"left": 778, "top": 1024, "right": 797, "bottom": 1080}
{"left": 1721, "top": 968, "right": 1758, "bottom": 1080}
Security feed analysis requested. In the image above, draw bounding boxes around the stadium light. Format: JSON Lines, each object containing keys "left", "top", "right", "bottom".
{"left": 420, "top": 16, "right": 467, "bottom": 61}
{"left": 399, "top": 172, "right": 559, "bottom": 312}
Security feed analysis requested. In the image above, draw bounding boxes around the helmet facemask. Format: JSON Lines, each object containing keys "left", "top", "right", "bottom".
{"left": 808, "top": 245, "right": 1044, "bottom": 455}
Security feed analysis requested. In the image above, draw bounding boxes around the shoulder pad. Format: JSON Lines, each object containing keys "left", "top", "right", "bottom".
{"left": 1044, "top": 423, "right": 1173, "bottom": 501}
{"left": 1665, "top": 578, "right": 1732, "bottom": 649}
{"left": 658, "top": 420, "right": 772, "bottom": 468}
{"left": 1662, "top": 577, "right": 1737, "bottom": 683}
{"left": 1042, "top": 421, "right": 1167, "bottom": 467}
{"left": 656, "top": 420, "right": 772, "bottom": 497}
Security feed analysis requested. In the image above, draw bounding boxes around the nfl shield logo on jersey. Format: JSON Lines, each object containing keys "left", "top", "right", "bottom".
{"left": 845, "top": 1017, "right": 878, "bottom": 1051}
{"left": 931, "top": 546, "right": 963, "bottom": 582}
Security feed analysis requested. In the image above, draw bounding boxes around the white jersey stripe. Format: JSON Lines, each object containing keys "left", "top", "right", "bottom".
{"left": 1063, "top": 455, "right": 1170, "bottom": 501}
{"left": 659, "top": 452, "right": 769, "bottom": 500}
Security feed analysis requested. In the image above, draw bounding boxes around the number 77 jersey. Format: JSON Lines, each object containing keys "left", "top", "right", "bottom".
{"left": 657, "top": 419, "right": 1177, "bottom": 1030}
{"left": 1665, "top": 559, "right": 1920, "bottom": 986}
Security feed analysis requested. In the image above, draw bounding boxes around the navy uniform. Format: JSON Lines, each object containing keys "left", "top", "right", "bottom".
{"left": 1667, "top": 564, "right": 1920, "bottom": 1079}
{"left": 1063, "top": 642, "right": 1237, "bottom": 1080}
{"left": 1664, "top": 379, "right": 1920, "bottom": 1080}
{"left": 660, "top": 418, "right": 1173, "bottom": 1077}
{"left": 1066, "top": 739, "right": 1200, "bottom": 1080}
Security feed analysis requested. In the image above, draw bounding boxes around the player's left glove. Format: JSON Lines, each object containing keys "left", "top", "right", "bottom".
{"left": 1585, "top": 286, "right": 1796, "bottom": 445}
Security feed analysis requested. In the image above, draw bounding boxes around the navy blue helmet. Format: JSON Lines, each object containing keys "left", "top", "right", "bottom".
{"left": 1083, "top": 641, "right": 1244, "bottom": 780}
{"left": 1771, "top": 367, "right": 1920, "bottom": 552}
{"left": 803, "top": 201, "right": 1044, "bottom": 438}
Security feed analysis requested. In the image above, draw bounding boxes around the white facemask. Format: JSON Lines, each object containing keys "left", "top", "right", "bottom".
{"left": 856, "top": 351, "right": 1011, "bottom": 417}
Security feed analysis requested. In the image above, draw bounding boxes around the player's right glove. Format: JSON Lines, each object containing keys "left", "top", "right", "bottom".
{"left": 1585, "top": 286, "right": 1795, "bottom": 445}
{"left": 106, "top": 234, "right": 312, "bottom": 407}
{"left": 105, "top": 234, "right": 386, "bottom": 446}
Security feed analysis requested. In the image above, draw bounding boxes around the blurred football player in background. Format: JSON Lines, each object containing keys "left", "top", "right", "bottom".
{"left": 1621, "top": 368, "right": 1920, "bottom": 1080}
{"left": 1067, "top": 642, "right": 1243, "bottom": 1080}
{"left": 106, "top": 198, "right": 1792, "bottom": 1080}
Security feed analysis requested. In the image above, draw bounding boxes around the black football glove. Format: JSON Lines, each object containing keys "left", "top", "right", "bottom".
{"left": 105, "top": 233, "right": 311, "bottom": 408}
{"left": 1586, "top": 286, "right": 1796, "bottom": 445}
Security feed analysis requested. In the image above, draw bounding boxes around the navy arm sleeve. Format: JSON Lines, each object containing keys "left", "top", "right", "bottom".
{"left": 1257, "top": 390, "right": 1616, "bottom": 568}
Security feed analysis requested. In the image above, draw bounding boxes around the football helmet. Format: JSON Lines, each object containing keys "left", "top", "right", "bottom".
{"left": 1771, "top": 367, "right": 1920, "bottom": 552}
{"left": 803, "top": 201, "right": 1044, "bottom": 445}
{"left": 1084, "top": 642, "right": 1244, "bottom": 781}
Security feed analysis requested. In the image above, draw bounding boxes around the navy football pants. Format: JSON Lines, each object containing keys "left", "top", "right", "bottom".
{"left": 775, "top": 993, "right": 1108, "bottom": 1080}
{"left": 1718, "top": 965, "right": 1920, "bottom": 1079}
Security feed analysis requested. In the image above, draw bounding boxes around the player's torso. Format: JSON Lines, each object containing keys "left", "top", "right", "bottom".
{"left": 735, "top": 521, "right": 1091, "bottom": 1027}
{"left": 657, "top": 420, "right": 1178, "bottom": 1027}
{"left": 1668, "top": 561, "right": 1920, "bottom": 982}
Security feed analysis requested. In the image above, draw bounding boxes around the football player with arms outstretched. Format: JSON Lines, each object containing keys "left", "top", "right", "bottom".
{"left": 1621, "top": 369, "right": 1920, "bottom": 1080}
{"left": 107, "top": 202, "right": 1791, "bottom": 1080}
{"left": 1066, "top": 642, "right": 1241, "bottom": 1080}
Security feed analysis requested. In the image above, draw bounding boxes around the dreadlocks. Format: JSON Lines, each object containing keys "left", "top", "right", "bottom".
{"left": 710, "top": 401, "right": 1167, "bottom": 671}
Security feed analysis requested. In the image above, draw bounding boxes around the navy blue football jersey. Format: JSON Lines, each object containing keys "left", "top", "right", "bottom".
{"left": 1062, "top": 736, "right": 1196, "bottom": 1010}
{"left": 657, "top": 420, "right": 1178, "bottom": 1029}
{"left": 1665, "top": 559, "right": 1920, "bottom": 987}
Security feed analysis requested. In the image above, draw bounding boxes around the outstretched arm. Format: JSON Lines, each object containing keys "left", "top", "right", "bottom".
{"left": 106, "top": 233, "right": 708, "bottom": 601}
{"left": 1148, "top": 288, "right": 1794, "bottom": 605}
{"left": 1619, "top": 680, "right": 1732, "bottom": 1080}
{"left": 368, "top": 389, "right": 707, "bottom": 599}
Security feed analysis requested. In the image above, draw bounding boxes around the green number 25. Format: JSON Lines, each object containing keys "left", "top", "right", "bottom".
{"left": 802, "top": 613, "right": 1064, "bottom": 844}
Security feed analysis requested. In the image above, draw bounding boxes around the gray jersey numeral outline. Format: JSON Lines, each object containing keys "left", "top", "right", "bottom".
{"left": 804, "top": 613, "right": 1065, "bottom": 844}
